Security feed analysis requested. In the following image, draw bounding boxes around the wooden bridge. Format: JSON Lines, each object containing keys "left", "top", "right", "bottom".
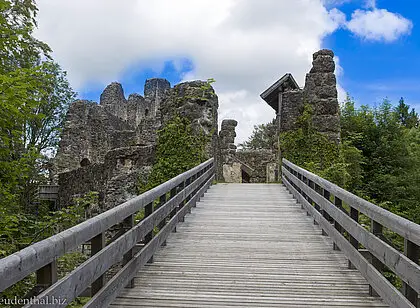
{"left": 0, "top": 158, "right": 419, "bottom": 307}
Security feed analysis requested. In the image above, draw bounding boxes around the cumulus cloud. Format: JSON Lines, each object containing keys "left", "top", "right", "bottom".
{"left": 334, "top": 56, "right": 347, "bottom": 103}
{"left": 35, "top": 0, "right": 345, "bottom": 143}
{"left": 347, "top": 8, "right": 413, "bottom": 42}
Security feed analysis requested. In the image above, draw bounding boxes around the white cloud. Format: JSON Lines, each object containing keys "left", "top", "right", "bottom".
{"left": 322, "top": 0, "right": 352, "bottom": 6}
{"left": 364, "top": 0, "right": 376, "bottom": 9}
{"left": 334, "top": 56, "right": 347, "bottom": 103}
{"left": 347, "top": 9, "right": 413, "bottom": 42}
{"left": 34, "top": 0, "right": 345, "bottom": 143}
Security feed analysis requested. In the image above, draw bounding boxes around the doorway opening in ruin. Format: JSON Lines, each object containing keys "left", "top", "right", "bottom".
{"left": 145, "top": 109, "right": 149, "bottom": 117}
{"left": 241, "top": 169, "right": 250, "bottom": 183}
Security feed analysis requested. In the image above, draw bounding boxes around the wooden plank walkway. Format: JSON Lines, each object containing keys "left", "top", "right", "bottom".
{"left": 111, "top": 183, "right": 388, "bottom": 307}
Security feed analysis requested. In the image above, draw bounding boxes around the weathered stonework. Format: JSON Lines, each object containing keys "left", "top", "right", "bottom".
{"left": 160, "top": 81, "right": 219, "bottom": 158}
{"left": 236, "top": 150, "right": 277, "bottom": 183}
{"left": 56, "top": 78, "right": 218, "bottom": 210}
{"left": 303, "top": 49, "right": 340, "bottom": 142}
{"left": 279, "top": 90, "right": 304, "bottom": 132}
{"left": 261, "top": 49, "right": 341, "bottom": 143}
{"left": 217, "top": 119, "right": 238, "bottom": 182}
{"left": 58, "top": 145, "right": 154, "bottom": 211}
{"left": 216, "top": 119, "right": 277, "bottom": 183}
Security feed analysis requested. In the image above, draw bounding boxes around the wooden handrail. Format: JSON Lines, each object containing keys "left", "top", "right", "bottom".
{"left": 0, "top": 158, "right": 214, "bottom": 307}
{"left": 283, "top": 159, "right": 420, "bottom": 246}
{"left": 282, "top": 158, "right": 420, "bottom": 308}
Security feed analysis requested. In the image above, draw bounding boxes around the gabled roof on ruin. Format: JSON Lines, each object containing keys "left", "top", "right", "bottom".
{"left": 260, "top": 73, "right": 300, "bottom": 113}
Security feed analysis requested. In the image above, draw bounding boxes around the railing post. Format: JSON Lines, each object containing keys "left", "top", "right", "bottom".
{"left": 144, "top": 201, "right": 154, "bottom": 263}
{"left": 308, "top": 180, "right": 318, "bottom": 225}
{"left": 348, "top": 207, "right": 359, "bottom": 269}
{"left": 296, "top": 173, "right": 302, "bottom": 196}
{"left": 91, "top": 232, "right": 105, "bottom": 295}
{"left": 369, "top": 220, "right": 383, "bottom": 297}
{"left": 122, "top": 214, "right": 134, "bottom": 288}
{"left": 403, "top": 239, "right": 419, "bottom": 306}
{"left": 321, "top": 188, "right": 330, "bottom": 236}
{"left": 170, "top": 187, "right": 178, "bottom": 233}
{"left": 300, "top": 175, "right": 307, "bottom": 210}
{"left": 158, "top": 194, "right": 168, "bottom": 246}
{"left": 333, "top": 196, "right": 343, "bottom": 251}
{"left": 179, "top": 180, "right": 186, "bottom": 223}
{"left": 36, "top": 260, "right": 57, "bottom": 291}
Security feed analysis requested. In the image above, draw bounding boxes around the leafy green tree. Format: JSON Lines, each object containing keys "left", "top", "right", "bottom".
{"left": 395, "top": 97, "right": 419, "bottom": 128}
{"left": 340, "top": 96, "right": 420, "bottom": 224}
{"left": 0, "top": 0, "right": 76, "bottom": 271}
{"left": 239, "top": 119, "right": 277, "bottom": 151}
{"left": 0, "top": 0, "right": 75, "bottom": 213}
{"left": 139, "top": 116, "right": 208, "bottom": 192}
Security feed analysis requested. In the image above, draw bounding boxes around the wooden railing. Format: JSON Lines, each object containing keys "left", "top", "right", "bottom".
{"left": 0, "top": 158, "right": 215, "bottom": 308}
{"left": 282, "top": 158, "right": 420, "bottom": 308}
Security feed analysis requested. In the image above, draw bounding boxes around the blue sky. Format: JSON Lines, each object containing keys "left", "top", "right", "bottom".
{"left": 35, "top": 0, "right": 418, "bottom": 142}
{"left": 324, "top": 0, "right": 420, "bottom": 110}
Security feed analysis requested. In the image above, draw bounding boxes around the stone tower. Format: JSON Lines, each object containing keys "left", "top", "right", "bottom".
{"left": 260, "top": 49, "right": 340, "bottom": 142}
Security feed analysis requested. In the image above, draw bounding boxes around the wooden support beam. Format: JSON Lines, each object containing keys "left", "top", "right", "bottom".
{"left": 322, "top": 189, "right": 331, "bottom": 236}
{"left": 122, "top": 215, "right": 134, "bottom": 288}
{"left": 91, "top": 233, "right": 105, "bottom": 295}
{"left": 158, "top": 194, "right": 168, "bottom": 246}
{"left": 144, "top": 202, "right": 154, "bottom": 263}
{"left": 333, "top": 196, "right": 343, "bottom": 251}
{"left": 36, "top": 260, "right": 57, "bottom": 291}
{"left": 369, "top": 220, "right": 384, "bottom": 297}
{"left": 403, "top": 239, "right": 419, "bottom": 307}
{"left": 348, "top": 207, "right": 359, "bottom": 269}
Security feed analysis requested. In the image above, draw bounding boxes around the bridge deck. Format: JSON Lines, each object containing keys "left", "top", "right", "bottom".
{"left": 111, "top": 184, "right": 388, "bottom": 307}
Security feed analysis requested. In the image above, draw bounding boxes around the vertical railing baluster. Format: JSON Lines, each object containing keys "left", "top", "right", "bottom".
{"left": 403, "top": 239, "right": 419, "bottom": 306}
{"left": 144, "top": 201, "right": 154, "bottom": 263}
{"left": 308, "top": 180, "right": 316, "bottom": 224}
{"left": 36, "top": 260, "right": 57, "bottom": 292}
{"left": 158, "top": 194, "right": 168, "bottom": 246}
{"left": 321, "top": 188, "right": 330, "bottom": 236}
{"left": 122, "top": 214, "right": 134, "bottom": 288}
{"left": 170, "top": 187, "right": 178, "bottom": 233}
{"left": 179, "top": 179, "right": 187, "bottom": 222}
{"left": 333, "top": 197, "right": 344, "bottom": 251}
{"left": 91, "top": 232, "right": 105, "bottom": 294}
{"left": 369, "top": 220, "right": 383, "bottom": 297}
{"left": 348, "top": 207, "right": 359, "bottom": 269}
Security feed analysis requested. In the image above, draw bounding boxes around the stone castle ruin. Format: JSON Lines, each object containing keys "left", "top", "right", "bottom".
{"left": 262, "top": 49, "right": 340, "bottom": 141}
{"left": 54, "top": 49, "right": 340, "bottom": 210}
{"left": 218, "top": 49, "right": 340, "bottom": 183}
{"left": 55, "top": 78, "right": 218, "bottom": 210}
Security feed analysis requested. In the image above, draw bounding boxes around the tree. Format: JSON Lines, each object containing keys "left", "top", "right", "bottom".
{"left": 395, "top": 97, "right": 419, "bottom": 129}
{"left": 239, "top": 119, "right": 277, "bottom": 151}
{"left": 340, "top": 96, "right": 420, "bottom": 224}
{"left": 139, "top": 116, "right": 208, "bottom": 192}
{"left": 0, "top": 0, "right": 76, "bottom": 212}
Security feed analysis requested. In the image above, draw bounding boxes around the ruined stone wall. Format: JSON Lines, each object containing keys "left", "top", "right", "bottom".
{"left": 279, "top": 90, "right": 304, "bottom": 132}
{"left": 217, "top": 120, "right": 239, "bottom": 182}
{"left": 54, "top": 100, "right": 136, "bottom": 173}
{"left": 59, "top": 145, "right": 154, "bottom": 210}
{"left": 56, "top": 78, "right": 219, "bottom": 209}
{"left": 236, "top": 150, "right": 277, "bottom": 183}
{"left": 275, "top": 49, "right": 340, "bottom": 143}
{"left": 303, "top": 49, "right": 340, "bottom": 142}
{"left": 160, "top": 81, "right": 219, "bottom": 159}
{"left": 217, "top": 119, "right": 277, "bottom": 183}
